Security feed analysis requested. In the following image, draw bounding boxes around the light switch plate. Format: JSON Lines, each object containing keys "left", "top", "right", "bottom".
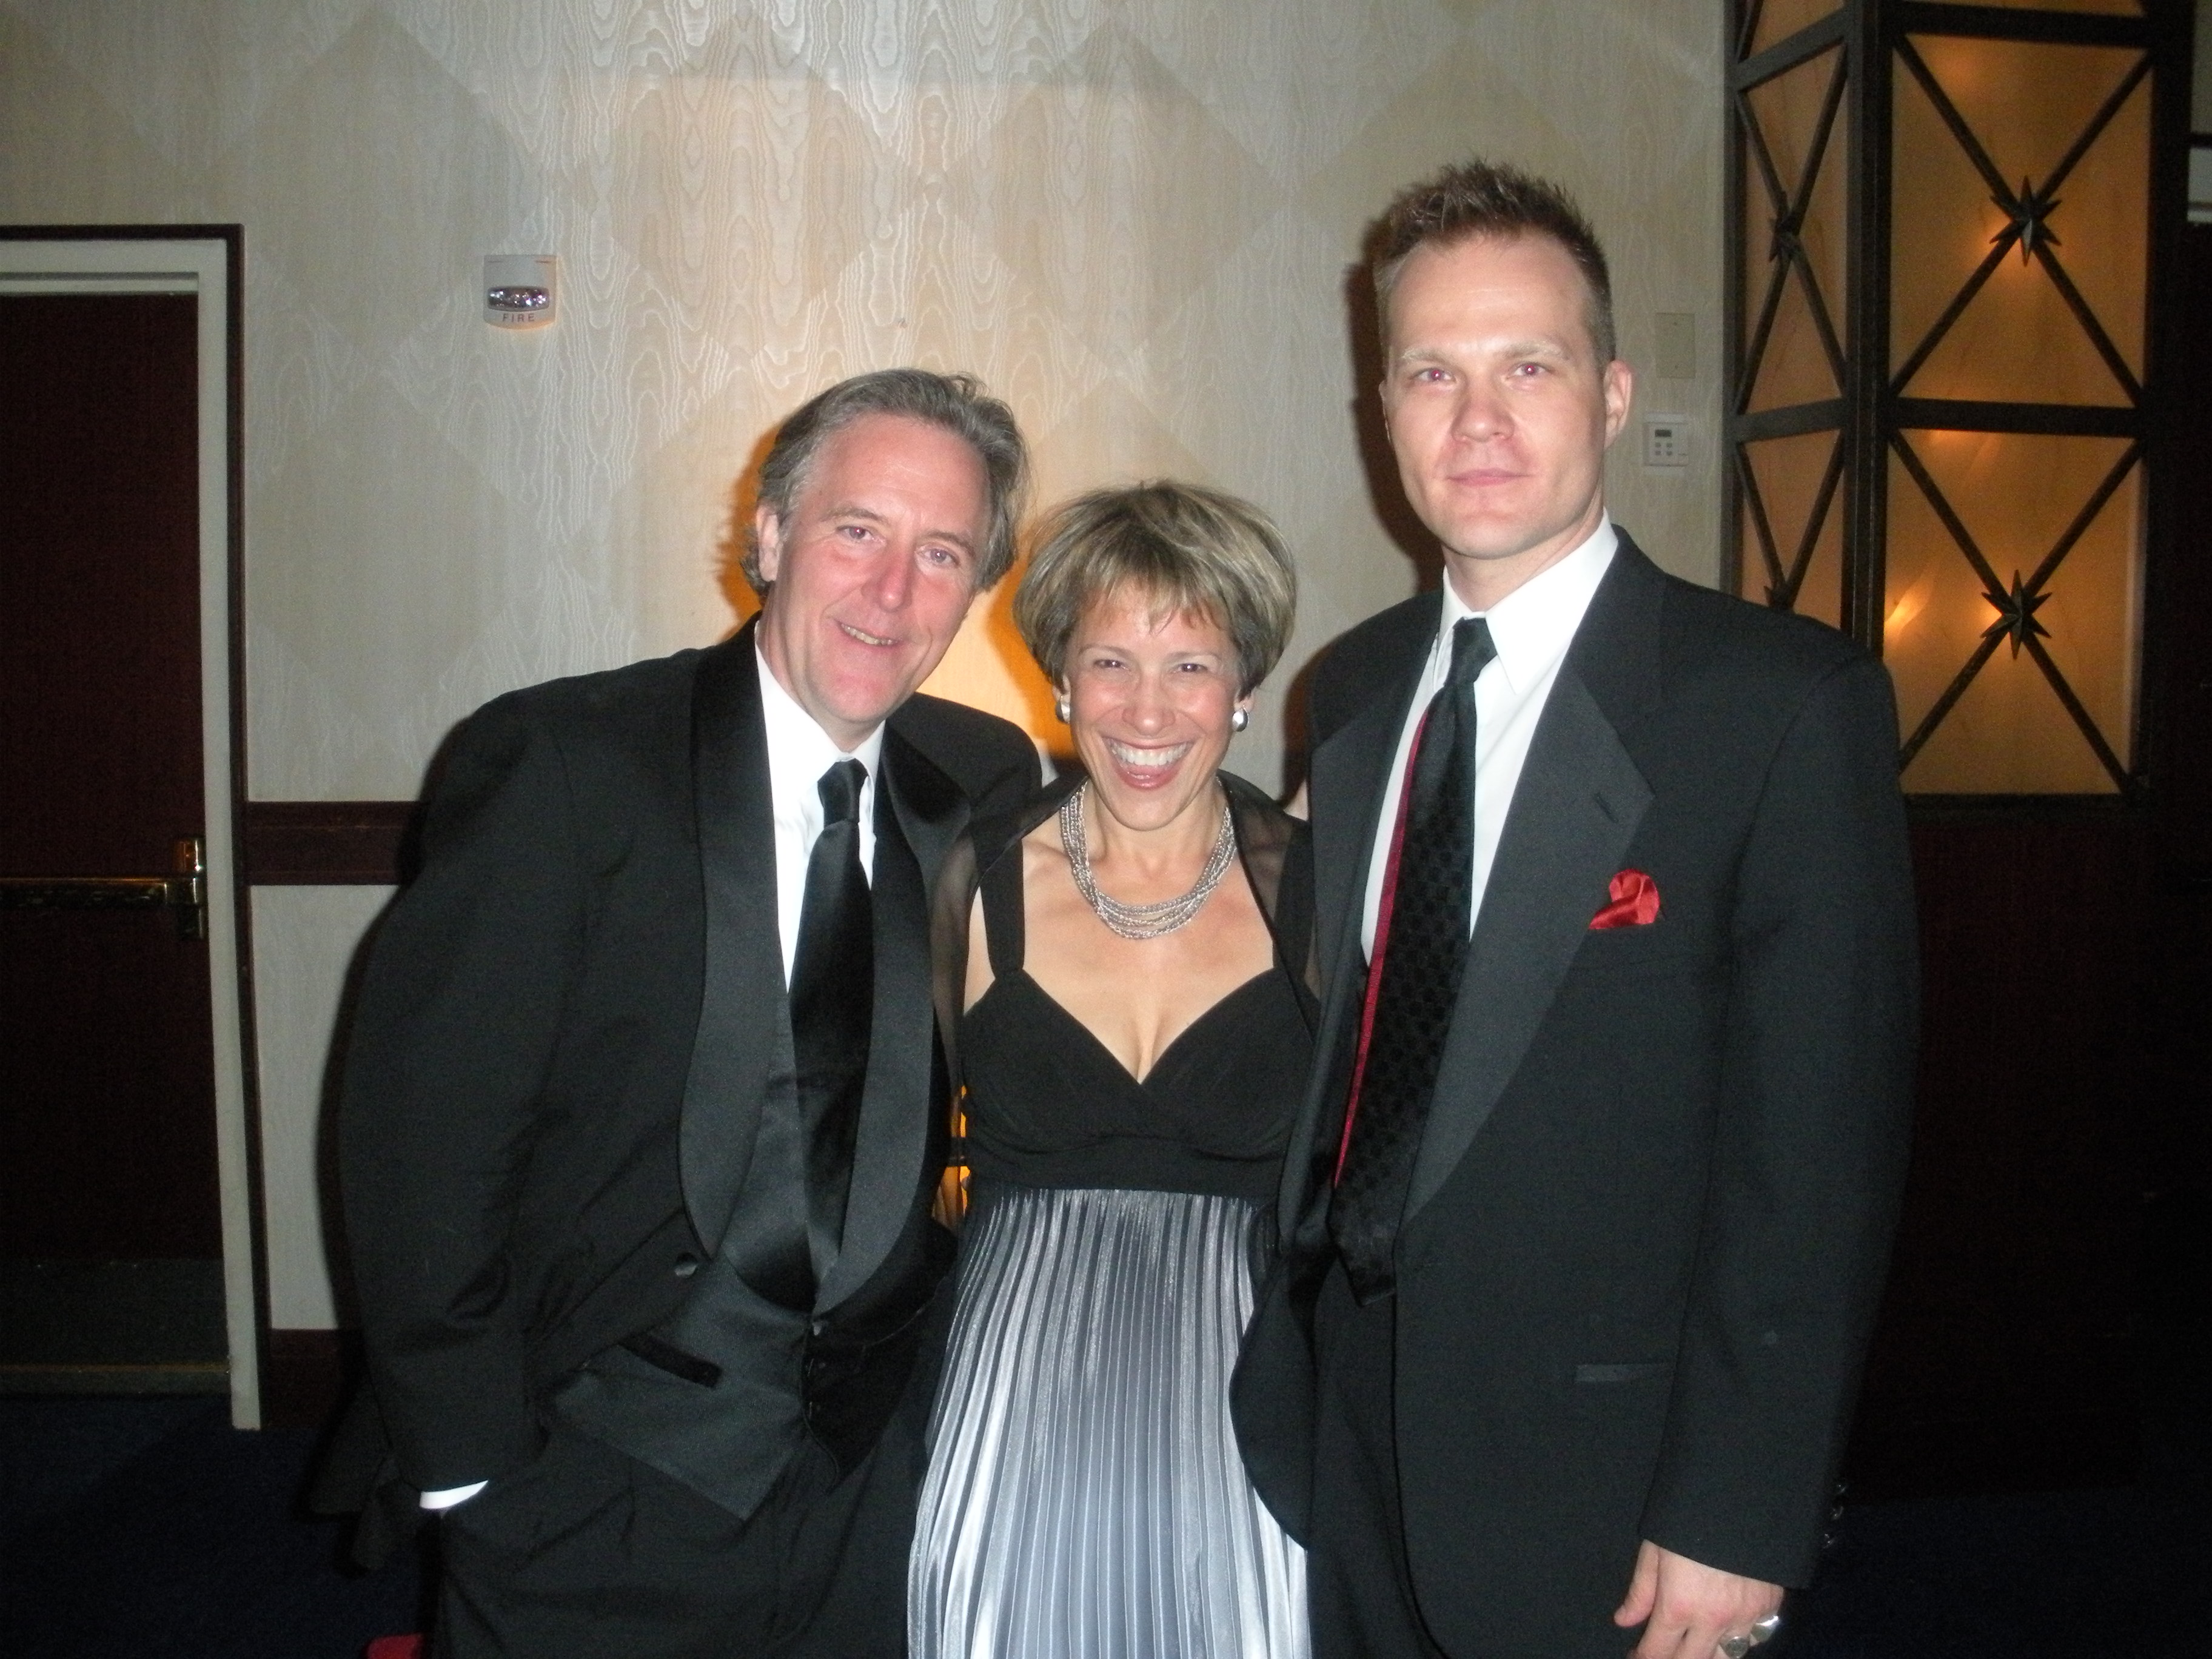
{"left": 1653, "top": 312, "right": 1696, "bottom": 380}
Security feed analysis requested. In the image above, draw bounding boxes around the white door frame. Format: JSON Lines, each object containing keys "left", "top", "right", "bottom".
{"left": 1, "top": 230, "right": 261, "bottom": 1427}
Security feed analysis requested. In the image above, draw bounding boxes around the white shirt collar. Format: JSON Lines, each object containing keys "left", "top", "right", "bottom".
{"left": 756, "top": 639, "right": 884, "bottom": 977}
{"left": 1438, "top": 514, "right": 1617, "bottom": 694}
{"left": 755, "top": 640, "right": 885, "bottom": 789}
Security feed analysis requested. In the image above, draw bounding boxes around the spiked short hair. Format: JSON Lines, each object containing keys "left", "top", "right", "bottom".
{"left": 1371, "top": 158, "right": 1617, "bottom": 366}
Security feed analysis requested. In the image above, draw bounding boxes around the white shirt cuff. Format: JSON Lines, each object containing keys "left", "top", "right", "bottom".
{"left": 419, "top": 1480, "right": 488, "bottom": 1510}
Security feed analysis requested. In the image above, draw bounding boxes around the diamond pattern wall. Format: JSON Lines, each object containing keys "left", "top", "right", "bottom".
{"left": 1, "top": 0, "right": 1726, "bottom": 1329}
{"left": 2, "top": 0, "right": 1724, "bottom": 799}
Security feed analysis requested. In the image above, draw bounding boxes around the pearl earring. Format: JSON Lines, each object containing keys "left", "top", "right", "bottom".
{"left": 1231, "top": 707, "right": 1250, "bottom": 733}
{"left": 1056, "top": 696, "right": 1071, "bottom": 723}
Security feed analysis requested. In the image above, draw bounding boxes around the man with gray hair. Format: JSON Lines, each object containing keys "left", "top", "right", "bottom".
{"left": 1236, "top": 161, "right": 1917, "bottom": 1659}
{"left": 338, "top": 368, "right": 1039, "bottom": 1656}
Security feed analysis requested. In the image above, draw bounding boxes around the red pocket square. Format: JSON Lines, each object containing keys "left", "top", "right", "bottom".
{"left": 1589, "top": 869, "right": 1660, "bottom": 930}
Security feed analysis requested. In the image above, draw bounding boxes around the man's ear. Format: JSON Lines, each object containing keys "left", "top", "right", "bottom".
{"left": 1600, "top": 358, "right": 1634, "bottom": 448}
{"left": 752, "top": 504, "right": 785, "bottom": 586}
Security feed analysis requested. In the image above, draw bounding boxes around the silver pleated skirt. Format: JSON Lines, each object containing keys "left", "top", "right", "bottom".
{"left": 908, "top": 1184, "right": 1310, "bottom": 1659}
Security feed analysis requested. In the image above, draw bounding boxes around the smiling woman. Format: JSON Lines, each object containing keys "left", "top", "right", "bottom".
{"left": 908, "top": 480, "right": 1316, "bottom": 1659}
{"left": 999, "top": 481, "right": 1298, "bottom": 1078}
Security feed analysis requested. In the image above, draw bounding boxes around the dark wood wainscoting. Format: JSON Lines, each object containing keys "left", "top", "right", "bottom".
{"left": 241, "top": 802, "right": 415, "bottom": 886}
{"left": 243, "top": 802, "right": 412, "bottom": 1423}
{"left": 1848, "top": 806, "right": 2153, "bottom": 1495}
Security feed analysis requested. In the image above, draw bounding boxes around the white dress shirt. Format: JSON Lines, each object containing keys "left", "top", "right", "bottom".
{"left": 756, "top": 642, "right": 883, "bottom": 982}
{"left": 418, "top": 645, "right": 883, "bottom": 1513}
{"left": 1360, "top": 517, "right": 1617, "bottom": 958}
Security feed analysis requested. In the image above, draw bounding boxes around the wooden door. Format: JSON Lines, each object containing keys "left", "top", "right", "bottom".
{"left": 0, "top": 292, "right": 226, "bottom": 1389}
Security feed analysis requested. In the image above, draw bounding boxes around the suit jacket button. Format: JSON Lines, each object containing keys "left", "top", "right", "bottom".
{"left": 672, "top": 1253, "right": 700, "bottom": 1278}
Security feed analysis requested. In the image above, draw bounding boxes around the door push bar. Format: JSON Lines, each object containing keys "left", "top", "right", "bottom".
{"left": 0, "top": 837, "right": 207, "bottom": 938}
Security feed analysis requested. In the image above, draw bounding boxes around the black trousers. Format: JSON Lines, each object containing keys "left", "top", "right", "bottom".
{"left": 432, "top": 1412, "right": 921, "bottom": 1659}
{"left": 1307, "top": 1262, "right": 1449, "bottom": 1659}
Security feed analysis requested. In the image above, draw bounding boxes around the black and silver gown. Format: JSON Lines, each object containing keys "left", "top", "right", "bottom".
{"left": 908, "top": 789, "right": 1315, "bottom": 1659}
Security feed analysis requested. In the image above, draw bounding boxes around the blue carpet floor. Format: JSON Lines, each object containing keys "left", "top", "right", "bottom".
{"left": 2, "top": 1397, "right": 422, "bottom": 1659}
{"left": 2, "top": 1392, "right": 2202, "bottom": 1657}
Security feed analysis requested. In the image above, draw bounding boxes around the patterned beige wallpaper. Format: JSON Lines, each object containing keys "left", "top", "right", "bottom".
{"left": 2, "top": 0, "right": 1724, "bottom": 1330}
{"left": 2, "top": 0, "right": 1723, "bottom": 799}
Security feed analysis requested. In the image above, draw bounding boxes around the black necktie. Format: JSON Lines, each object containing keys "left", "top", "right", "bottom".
{"left": 788, "top": 757, "right": 874, "bottom": 1299}
{"left": 1330, "top": 616, "right": 1496, "bottom": 1303}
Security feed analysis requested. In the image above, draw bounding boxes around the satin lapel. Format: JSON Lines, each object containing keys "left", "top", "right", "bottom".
{"left": 1274, "top": 609, "right": 1435, "bottom": 1238}
{"left": 1307, "top": 680, "right": 1424, "bottom": 981}
{"left": 1404, "top": 544, "right": 1666, "bottom": 1221}
{"left": 679, "top": 626, "right": 790, "bottom": 1256}
{"left": 816, "top": 729, "right": 966, "bottom": 1312}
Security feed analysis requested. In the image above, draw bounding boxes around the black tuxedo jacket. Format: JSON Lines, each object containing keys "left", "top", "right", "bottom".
{"left": 339, "top": 624, "right": 1036, "bottom": 1502}
{"left": 1235, "top": 534, "right": 1918, "bottom": 1653}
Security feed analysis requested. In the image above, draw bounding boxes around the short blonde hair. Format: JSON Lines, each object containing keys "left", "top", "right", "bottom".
{"left": 1014, "top": 481, "right": 1296, "bottom": 695}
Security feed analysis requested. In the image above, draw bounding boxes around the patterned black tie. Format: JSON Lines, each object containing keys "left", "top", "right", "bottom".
{"left": 1330, "top": 615, "right": 1496, "bottom": 1303}
{"left": 789, "top": 757, "right": 873, "bottom": 1297}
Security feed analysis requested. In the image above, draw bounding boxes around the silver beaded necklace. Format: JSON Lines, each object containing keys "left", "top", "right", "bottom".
{"left": 1057, "top": 782, "right": 1236, "bottom": 941}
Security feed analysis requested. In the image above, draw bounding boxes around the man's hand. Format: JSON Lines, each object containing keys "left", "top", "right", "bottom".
{"left": 1613, "top": 1540, "right": 1783, "bottom": 1659}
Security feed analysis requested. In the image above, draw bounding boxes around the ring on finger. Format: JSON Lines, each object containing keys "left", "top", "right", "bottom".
{"left": 1718, "top": 1614, "right": 1783, "bottom": 1659}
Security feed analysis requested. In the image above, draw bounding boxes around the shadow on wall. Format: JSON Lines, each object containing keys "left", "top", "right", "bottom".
{"left": 1261, "top": 247, "right": 1447, "bottom": 803}
{"left": 1342, "top": 251, "right": 1444, "bottom": 598}
{"left": 712, "top": 424, "right": 775, "bottom": 634}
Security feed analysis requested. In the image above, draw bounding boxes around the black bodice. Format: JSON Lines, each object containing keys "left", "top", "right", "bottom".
{"left": 957, "top": 809, "right": 1315, "bottom": 1205}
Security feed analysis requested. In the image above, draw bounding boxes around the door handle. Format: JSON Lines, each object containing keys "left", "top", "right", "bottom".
{"left": 0, "top": 837, "right": 207, "bottom": 939}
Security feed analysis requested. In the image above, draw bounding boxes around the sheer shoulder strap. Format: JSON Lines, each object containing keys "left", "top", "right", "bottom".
{"left": 1223, "top": 771, "right": 1321, "bottom": 1023}
{"left": 930, "top": 830, "right": 979, "bottom": 1090}
{"left": 961, "top": 769, "right": 1079, "bottom": 985}
{"left": 978, "top": 834, "right": 1026, "bottom": 977}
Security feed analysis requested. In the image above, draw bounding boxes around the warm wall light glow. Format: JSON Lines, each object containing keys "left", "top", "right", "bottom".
{"left": 1885, "top": 431, "right": 2140, "bottom": 794}
{"left": 1883, "top": 580, "right": 1932, "bottom": 638}
{"left": 1891, "top": 35, "right": 2148, "bottom": 404}
{"left": 1721, "top": 2, "right": 2158, "bottom": 793}
{"left": 1883, "top": 21, "right": 2148, "bottom": 796}
{"left": 1883, "top": 566, "right": 2017, "bottom": 645}
{"left": 919, "top": 578, "right": 1062, "bottom": 756}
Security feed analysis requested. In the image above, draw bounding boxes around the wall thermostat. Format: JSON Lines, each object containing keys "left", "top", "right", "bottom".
{"left": 483, "top": 254, "right": 557, "bottom": 330}
{"left": 1640, "top": 414, "right": 1691, "bottom": 469}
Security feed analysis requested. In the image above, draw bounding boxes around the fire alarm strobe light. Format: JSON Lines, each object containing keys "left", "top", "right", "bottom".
{"left": 483, "top": 255, "right": 558, "bottom": 330}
